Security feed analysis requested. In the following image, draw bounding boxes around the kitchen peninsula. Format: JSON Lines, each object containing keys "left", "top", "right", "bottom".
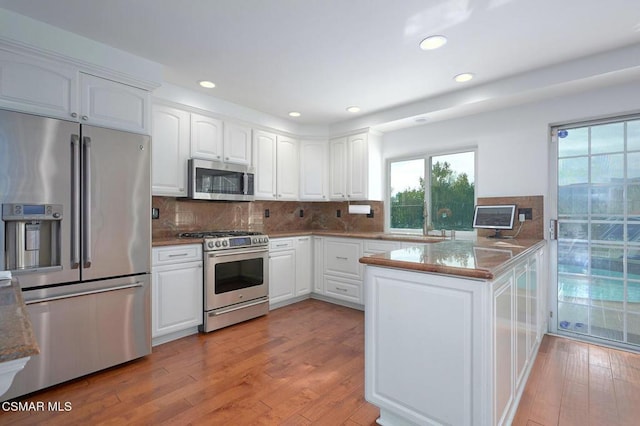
{"left": 360, "top": 238, "right": 546, "bottom": 426}
{"left": 0, "top": 278, "right": 39, "bottom": 397}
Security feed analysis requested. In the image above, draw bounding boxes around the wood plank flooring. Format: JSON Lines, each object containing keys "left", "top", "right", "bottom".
{"left": 0, "top": 299, "right": 379, "bottom": 425}
{"left": 3, "top": 299, "right": 640, "bottom": 425}
{"left": 513, "top": 334, "right": 640, "bottom": 426}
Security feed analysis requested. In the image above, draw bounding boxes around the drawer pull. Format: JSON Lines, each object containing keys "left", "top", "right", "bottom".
{"left": 168, "top": 253, "right": 189, "bottom": 257}
{"left": 276, "top": 244, "right": 289, "bottom": 247}
{"left": 336, "top": 256, "right": 348, "bottom": 260}
{"left": 336, "top": 287, "right": 348, "bottom": 292}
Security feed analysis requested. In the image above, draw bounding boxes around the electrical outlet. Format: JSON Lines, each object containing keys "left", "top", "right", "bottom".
{"left": 336, "top": 209, "right": 341, "bottom": 218}
{"left": 518, "top": 208, "right": 532, "bottom": 220}
{"left": 151, "top": 207, "right": 159, "bottom": 219}
{"left": 299, "top": 209, "right": 304, "bottom": 218}
{"left": 519, "top": 213, "right": 526, "bottom": 222}
{"left": 265, "top": 209, "right": 270, "bottom": 218}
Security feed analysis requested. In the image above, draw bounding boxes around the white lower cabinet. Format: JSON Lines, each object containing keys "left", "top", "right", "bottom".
{"left": 269, "top": 240, "right": 297, "bottom": 307}
{"left": 294, "top": 236, "right": 312, "bottom": 296}
{"left": 313, "top": 237, "right": 325, "bottom": 294}
{"left": 364, "top": 244, "right": 547, "bottom": 426}
{"left": 320, "top": 237, "right": 364, "bottom": 306}
{"left": 151, "top": 244, "right": 203, "bottom": 345}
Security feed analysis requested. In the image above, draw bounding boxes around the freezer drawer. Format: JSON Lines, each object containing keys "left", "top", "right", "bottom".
{"left": 2, "top": 275, "right": 151, "bottom": 401}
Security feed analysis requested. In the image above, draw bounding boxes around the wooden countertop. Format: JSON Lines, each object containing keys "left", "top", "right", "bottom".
{"left": 359, "top": 238, "right": 546, "bottom": 280}
{"left": 0, "top": 278, "right": 39, "bottom": 362}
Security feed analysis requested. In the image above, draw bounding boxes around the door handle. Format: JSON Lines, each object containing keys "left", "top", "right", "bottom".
{"left": 83, "top": 136, "right": 92, "bottom": 268}
{"left": 71, "top": 134, "right": 81, "bottom": 269}
{"left": 549, "top": 219, "right": 558, "bottom": 240}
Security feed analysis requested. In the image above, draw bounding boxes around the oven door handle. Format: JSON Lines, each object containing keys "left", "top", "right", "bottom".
{"left": 210, "top": 298, "right": 268, "bottom": 316}
{"left": 208, "top": 248, "right": 268, "bottom": 258}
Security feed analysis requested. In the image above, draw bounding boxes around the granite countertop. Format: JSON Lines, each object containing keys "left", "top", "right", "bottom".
{"left": 359, "top": 238, "right": 546, "bottom": 280}
{"left": 152, "top": 230, "right": 446, "bottom": 246}
{"left": 152, "top": 236, "right": 205, "bottom": 247}
{"left": 0, "top": 278, "right": 39, "bottom": 362}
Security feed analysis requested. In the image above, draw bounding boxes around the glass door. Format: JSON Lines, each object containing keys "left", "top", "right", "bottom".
{"left": 552, "top": 116, "right": 640, "bottom": 349}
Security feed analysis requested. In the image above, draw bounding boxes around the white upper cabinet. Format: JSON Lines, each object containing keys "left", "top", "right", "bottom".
{"left": 0, "top": 49, "right": 78, "bottom": 120}
{"left": 329, "top": 136, "right": 348, "bottom": 199}
{"left": 253, "top": 130, "right": 298, "bottom": 200}
{"left": 0, "top": 50, "right": 151, "bottom": 134}
{"left": 254, "top": 130, "right": 277, "bottom": 199}
{"left": 152, "top": 104, "right": 190, "bottom": 196}
{"left": 276, "top": 135, "right": 299, "bottom": 200}
{"left": 347, "top": 133, "right": 368, "bottom": 199}
{"left": 79, "top": 73, "right": 150, "bottom": 134}
{"left": 299, "top": 139, "right": 328, "bottom": 201}
{"left": 223, "top": 122, "right": 252, "bottom": 165}
{"left": 190, "top": 115, "right": 251, "bottom": 165}
{"left": 190, "top": 113, "right": 223, "bottom": 160}
{"left": 329, "top": 132, "right": 382, "bottom": 201}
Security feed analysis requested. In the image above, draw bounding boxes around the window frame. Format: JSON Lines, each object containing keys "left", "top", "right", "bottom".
{"left": 385, "top": 147, "right": 478, "bottom": 238}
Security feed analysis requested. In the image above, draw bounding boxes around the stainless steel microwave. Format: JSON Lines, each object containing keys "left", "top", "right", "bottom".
{"left": 188, "top": 159, "right": 255, "bottom": 201}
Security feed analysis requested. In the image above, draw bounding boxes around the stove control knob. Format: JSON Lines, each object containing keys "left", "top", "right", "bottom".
{"left": 214, "top": 241, "right": 222, "bottom": 248}
{"left": 207, "top": 241, "right": 214, "bottom": 249}
{"left": 252, "top": 238, "right": 258, "bottom": 244}
{"left": 222, "top": 240, "right": 228, "bottom": 247}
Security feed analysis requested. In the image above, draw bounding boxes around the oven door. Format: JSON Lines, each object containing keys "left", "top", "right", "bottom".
{"left": 204, "top": 247, "right": 268, "bottom": 311}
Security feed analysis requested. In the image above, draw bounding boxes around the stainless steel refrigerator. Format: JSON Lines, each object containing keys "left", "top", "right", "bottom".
{"left": 0, "top": 108, "right": 151, "bottom": 400}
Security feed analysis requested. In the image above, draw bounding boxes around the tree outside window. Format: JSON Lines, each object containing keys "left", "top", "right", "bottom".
{"left": 389, "top": 151, "right": 475, "bottom": 232}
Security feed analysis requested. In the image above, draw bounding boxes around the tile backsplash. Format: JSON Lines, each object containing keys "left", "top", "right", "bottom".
{"left": 152, "top": 197, "right": 384, "bottom": 238}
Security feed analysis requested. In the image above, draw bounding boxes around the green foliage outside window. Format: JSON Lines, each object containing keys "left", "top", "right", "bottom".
{"left": 390, "top": 161, "right": 475, "bottom": 231}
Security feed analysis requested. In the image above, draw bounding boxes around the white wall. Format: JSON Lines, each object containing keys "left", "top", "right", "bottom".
{"left": 382, "top": 78, "right": 640, "bottom": 196}
{"left": 0, "top": 9, "right": 162, "bottom": 88}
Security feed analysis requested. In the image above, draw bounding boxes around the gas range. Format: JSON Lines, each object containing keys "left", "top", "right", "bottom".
{"left": 179, "top": 230, "right": 269, "bottom": 251}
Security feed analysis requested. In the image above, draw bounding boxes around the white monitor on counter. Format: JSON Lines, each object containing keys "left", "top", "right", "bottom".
{"left": 472, "top": 204, "right": 516, "bottom": 238}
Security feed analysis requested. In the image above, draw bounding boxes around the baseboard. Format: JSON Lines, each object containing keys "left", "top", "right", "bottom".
{"left": 152, "top": 326, "right": 199, "bottom": 347}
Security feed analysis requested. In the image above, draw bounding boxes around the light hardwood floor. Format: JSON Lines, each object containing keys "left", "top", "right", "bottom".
{"left": 2, "top": 299, "right": 640, "bottom": 425}
{"left": 513, "top": 334, "right": 640, "bottom": 426}
{"left": 0, "top": 300, "right": 379, "bottom": 425}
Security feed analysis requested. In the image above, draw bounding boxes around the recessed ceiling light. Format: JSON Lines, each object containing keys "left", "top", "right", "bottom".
{"left": 198, "top": 80, "right": 216, "bottom": 89}
{"left": 419, "top": 35, "right": 447, "bottom": 50}
{"left": 453, "top": 73, "right": 474, "bottom": 83}
{"left": 346, "top": 106, "right": 361, "bottom": 113}
{"left": 288, "top": 111, "right": 301, "bottom": 117}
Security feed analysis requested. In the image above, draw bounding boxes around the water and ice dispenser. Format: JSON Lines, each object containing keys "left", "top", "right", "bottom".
{"left": 3, "top": 203, "right": 62, "bottom": 271}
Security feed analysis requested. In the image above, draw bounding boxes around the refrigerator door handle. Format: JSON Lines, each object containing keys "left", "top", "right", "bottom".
{"left": 83, "top": 136, "right": 92, "bottom": 268}
{"left": 71, "top": 134, "right": 81, "bottom": 269}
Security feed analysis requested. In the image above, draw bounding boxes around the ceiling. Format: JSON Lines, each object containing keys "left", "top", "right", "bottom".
{"left": 0, "top": 0, "right": 639, "bottom": 126}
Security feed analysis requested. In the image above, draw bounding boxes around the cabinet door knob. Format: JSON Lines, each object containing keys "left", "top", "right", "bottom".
{"left": 71, "top": 112, "right": 78, "bottom": 118}
{"left": 81, "top": 115, "right": 89, "bottom": 121}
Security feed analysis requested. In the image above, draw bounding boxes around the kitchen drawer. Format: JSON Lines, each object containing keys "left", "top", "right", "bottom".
{"left": 152, "top": 244, "right": 202, "bottom": 266}
{"left": 270, "top": 238, "right": 294, "bottom": 251}
{"left": 324, "top": 238, "right": 362, "bottom": 279}
{"left": 363, "top": 240, "right": 401, "bottom": 255}
{"left": 325, "top": 276, "right": 361, "bottom": 304}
